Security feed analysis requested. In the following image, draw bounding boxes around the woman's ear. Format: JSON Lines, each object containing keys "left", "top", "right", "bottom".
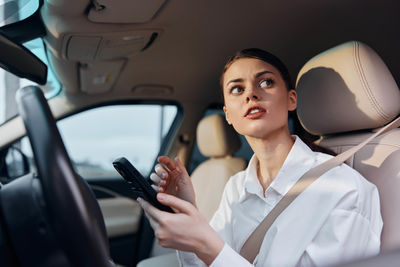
{"left": 287, "top": 89, "right": 297, "bottom": 111}
{"left": 223, "top": 106, "right": 232, "bottom": 125}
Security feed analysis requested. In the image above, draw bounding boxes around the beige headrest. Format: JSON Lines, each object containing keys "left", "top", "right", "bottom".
{"left": 296, "top": 41, "right": 400, "bottom": 135}
{"left": 196, "top": 114, "right": 241, "bottom": 157}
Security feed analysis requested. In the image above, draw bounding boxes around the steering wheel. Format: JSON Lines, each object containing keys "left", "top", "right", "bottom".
{"left": 5, "top": 86, "right": 111, "bottom": 266}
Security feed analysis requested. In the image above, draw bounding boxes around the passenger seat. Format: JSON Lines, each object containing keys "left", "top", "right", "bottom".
{"left": 138, "top": 113, "right": 246, "bottom": 267}
{"left": 296, "top": 41, "right": 400, "bottom": 252}
{"left": 191, "top": 113, "right": 247, "bottom": 221}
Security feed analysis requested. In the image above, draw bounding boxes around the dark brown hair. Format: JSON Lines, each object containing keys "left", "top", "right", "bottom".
{"left": 220, "top": 48, "right": 336, "bottom": 156}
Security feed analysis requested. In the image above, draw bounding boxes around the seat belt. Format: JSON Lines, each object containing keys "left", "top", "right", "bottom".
{"left": 239, "top": 116, "right": 400, "bottom": 263}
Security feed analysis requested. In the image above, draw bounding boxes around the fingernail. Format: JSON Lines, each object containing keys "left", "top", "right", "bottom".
{"left": 137, "top": 197, "right": 143, "bottom": 203}
{"left": 161, "top": 172, "right": 166, "bottom": 178}
{"left": 157, "top": 193, "right": 165, "bottom": 201}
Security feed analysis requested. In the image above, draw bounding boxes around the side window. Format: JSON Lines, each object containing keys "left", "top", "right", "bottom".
{"left": 11, "top": 104, "right": 179, "bottom": 180}
{"left": 58, "top": 104, "right": 179, "bottom": 178}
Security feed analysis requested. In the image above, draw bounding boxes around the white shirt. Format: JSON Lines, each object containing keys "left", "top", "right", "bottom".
{"left": 178, "top": 136, "right": 382, "bottom": 267}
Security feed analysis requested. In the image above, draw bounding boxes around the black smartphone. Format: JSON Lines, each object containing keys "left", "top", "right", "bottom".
{"left": 113, "top": 157, "right": 174, "bottom": 213}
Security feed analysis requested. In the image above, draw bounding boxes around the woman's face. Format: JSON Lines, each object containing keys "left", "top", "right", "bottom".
{"left": 222, "top": 58, "right": 297, "bottom": 139}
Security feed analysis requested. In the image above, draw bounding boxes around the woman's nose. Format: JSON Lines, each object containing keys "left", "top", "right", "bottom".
{"left": 245, "top": 87, "right": 260, "bottom": 102}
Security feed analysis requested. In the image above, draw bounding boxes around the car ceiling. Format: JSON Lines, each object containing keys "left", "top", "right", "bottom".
{"left": 41, "top": 0, "right": 400, "bottom": 107}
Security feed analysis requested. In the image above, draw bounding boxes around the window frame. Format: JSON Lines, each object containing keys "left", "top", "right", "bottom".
{"left": 1, "top": 99, "right": 183, "bottom": 182}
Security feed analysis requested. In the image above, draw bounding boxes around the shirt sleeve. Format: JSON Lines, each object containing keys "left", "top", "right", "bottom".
{"left": 297, "top": 209, "right": 382, "bottom": 266}
{"left": 176, "top": 251, "right": 207, "bottom": 267}
{"left": 177, "top": 243, "right": 254, "bottom": 267}
{"left": 209, "top": 243, "right": 253, "bottom": 267}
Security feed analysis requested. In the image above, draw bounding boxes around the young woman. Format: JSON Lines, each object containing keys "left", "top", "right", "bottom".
{"left": 137, "top": 48, "right": 382, "bottom": 266}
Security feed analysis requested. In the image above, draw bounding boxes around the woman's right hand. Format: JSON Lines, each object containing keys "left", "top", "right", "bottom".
{"left": 150, "top": 156, "right": 196, "bottom": 207}
{"left": 137, "top": 194, "right": 224, "bottom": 265}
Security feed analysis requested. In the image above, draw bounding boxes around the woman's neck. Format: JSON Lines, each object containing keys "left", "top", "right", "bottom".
{"left": 246, "top": 131, "right": 295, "bottom": 194}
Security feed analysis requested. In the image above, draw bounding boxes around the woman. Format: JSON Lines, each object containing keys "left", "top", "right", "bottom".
{"left": 137, "top": 48, "right": 382, "bottom": 266}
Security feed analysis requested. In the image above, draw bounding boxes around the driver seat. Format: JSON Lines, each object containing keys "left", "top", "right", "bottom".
{"left": 296, "top": 41, "right": 400, "bottom": 252}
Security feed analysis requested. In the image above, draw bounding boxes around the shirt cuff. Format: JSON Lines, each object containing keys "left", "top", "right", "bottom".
{"left": 177, "top": 250, "right": 205, "bottom": 267}
{"left": 209, "top": 243, "right": 253, "bottom": 267}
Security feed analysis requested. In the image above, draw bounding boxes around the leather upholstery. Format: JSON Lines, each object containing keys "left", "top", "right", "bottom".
{"left": 193, "top": 114, "right": 246, "bottom": 221}
{"left": 192, "top": 157, "right": 246, "bottom": 221}
{"left": 297, "top": 41, "right": 400, "bottom": 251}
{"left": 318, "top": 132, "right": 400, "bottom": 251}
{"left": 296, "top": 41, "right": 400, "bottom": 135}
{"left": 98, "top": 197, "right": 142, "bottom": 238}
{"left": 197, "top": 113, "right": 241, "bottom": 157}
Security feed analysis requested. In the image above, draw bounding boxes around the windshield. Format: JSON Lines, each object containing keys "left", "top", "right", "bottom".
{"left": 0, "top": 0, "right": 61, "bottom": 125}
{"left": 0, "top": 0, "right": 38, "bottom": 26}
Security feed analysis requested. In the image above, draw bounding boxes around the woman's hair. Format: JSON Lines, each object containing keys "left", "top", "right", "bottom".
{"left": 220, "top": 48, "right": 336, "bottom": 156}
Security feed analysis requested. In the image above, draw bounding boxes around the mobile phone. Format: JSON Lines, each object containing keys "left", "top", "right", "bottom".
{"left": 112, "top": 157, "right": 174, "bottom": 213}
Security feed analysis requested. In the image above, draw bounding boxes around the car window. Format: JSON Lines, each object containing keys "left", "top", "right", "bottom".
{"left": 58, "top": 104, "right": 179, "bottom": 178}
{"left": 0, "top": 38, "right": 61, "bottom": 125}
{"left": 5, "top": 104, "right": 180, "bottom": 181}
{"left": 0, "top": 0, "right": 39, "bottom": 27}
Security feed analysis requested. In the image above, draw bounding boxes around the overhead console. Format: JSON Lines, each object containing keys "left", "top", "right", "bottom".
{"left": 88, "top": 0, "right": 166, "bottom": 24}
{"left": 43, "top": 0, "right": 167, "bottom": 95}
{"left": 62, "top": 29, "right": 161, "bottom": 94}
{"left": 65, "top": 30, "right": 161, "bottom": 61}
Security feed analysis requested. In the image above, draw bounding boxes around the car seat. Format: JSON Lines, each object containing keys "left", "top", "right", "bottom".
{"left": 296, "top": 41, "right": 400, "bottom": 252}
{"left": 137, "top": 113, "right": 246, "bottom": 267}
{"left": 191, "top": 113, "right": 247, "bottom": 221}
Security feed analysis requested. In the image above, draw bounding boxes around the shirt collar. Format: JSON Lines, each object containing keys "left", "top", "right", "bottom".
{"left": 239, "top": 136, "right": 316, "bottom": 202}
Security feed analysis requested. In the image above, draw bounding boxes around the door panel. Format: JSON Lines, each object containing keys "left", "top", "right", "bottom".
{"left": 57, "top": 103, "right": 180, "bottom": 266}
{"left": 3, "top": 103, "right": 181, "bottom": 266}
{"left": 98, "top": 196, "right": 142, "bottom": 238}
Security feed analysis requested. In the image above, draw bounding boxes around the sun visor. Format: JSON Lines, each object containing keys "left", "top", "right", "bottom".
{"left": 79, "top": 60, "right": 125, "bottom": 94}
{"left": 88, "top": 0, "right": 166, "bottom": 23}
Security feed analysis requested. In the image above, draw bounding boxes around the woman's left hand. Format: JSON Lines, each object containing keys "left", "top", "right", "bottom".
{"left": 137, "top": 193, "right": 224, "bottom": 265}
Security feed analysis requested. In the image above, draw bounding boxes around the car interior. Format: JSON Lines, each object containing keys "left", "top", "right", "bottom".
{"left": 0, "top": 0, "right": 399, "bottom": 266}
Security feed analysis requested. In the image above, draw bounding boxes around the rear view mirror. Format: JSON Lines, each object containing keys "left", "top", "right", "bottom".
{"left": 0, "top": 146, "right": 30, "bottom": 183}
{"left": 0, "top": 34, "right": 47, "bottom": 85}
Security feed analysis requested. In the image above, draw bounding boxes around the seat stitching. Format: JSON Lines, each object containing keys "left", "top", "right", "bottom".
{"left": 353, "top": 42, "right": 389, "bottom": 120}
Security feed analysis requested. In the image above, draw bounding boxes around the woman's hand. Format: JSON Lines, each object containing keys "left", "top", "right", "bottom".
{"left": 150, "top": 156, "right": 196, "bottom": 207}
{"left": 137, "top": 193, "right": 224, "bottom": 265}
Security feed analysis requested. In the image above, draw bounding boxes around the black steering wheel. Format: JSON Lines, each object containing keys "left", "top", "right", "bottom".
{"left": 1, "top": 86, "right": 111, "bottom": 266}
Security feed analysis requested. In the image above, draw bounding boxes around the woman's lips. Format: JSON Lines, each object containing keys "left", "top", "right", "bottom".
{"left": 245, "top": 107, "right": 266, "bottom": 119}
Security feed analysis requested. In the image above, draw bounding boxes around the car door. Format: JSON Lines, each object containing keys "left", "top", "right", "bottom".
{"left": 1, "top": 102, "right": 182, "bottom": 266}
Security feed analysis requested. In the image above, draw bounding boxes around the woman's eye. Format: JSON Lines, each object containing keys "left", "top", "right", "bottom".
{"left": 260, "top": 79, "right": 274, "bottom": 88}
{"left": 230, "top": 86, "right": 242, "bottom": 94}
